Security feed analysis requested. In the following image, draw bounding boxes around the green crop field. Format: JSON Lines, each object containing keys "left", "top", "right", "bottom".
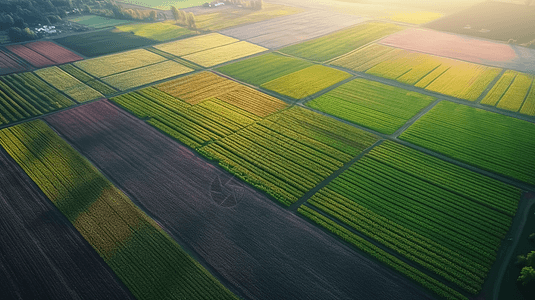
{"left": 58, "top": 64, "right": 117, "bottom": 96}
{"left": 261, "top": 65, "right": 352, "bottom": 99}
{"left": 0, "top": 120, "right": 238, "bottom": 300}
{"left": 400, "top": 101, "right": 535, "bottom": 185}
{"left": 307, "top": 78, "right": 435, "bottom": 134}
{"left": 200, "top": 107, "right": 378, "bottom": 205}
{"left": 331, "top": 44, "right": 502, "bottom": 101}
{"left": 0, "top": 72, "right": 74, "bottom": 125}
{"left": 115, "top": 22, "right": 193, "bottom": 41}
{"left": 69, "top": 15, "right": 133, "bottom": 28}
{"left": 34, "top": 66, "right": 103, "bottom": 103}
{"left": 279, "top": 22, "right": 404, "bottom": 62}
{"left": 481, "top": 70, "right": 535, "bottom": 115}
{"left": 217, "top": 53, "right": 314, "bottom": 86}
{"left": 299, "top": 141, "right": 520, "bottom": 300}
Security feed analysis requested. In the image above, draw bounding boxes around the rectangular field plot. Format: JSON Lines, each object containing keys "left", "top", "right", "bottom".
{"left": 69, "top": 15, "right": 134, "bottom": 28}
{"left": 200, "top": 107, "right": 378, "bottom": 205}
{"left": 74, "top": 49, "right": 166, "bottom": 78}
{"left": 300, "top": 141, "right": 520, "bottom": 300}
{"left": 279, "top": 22, "right": 404, "bottom": 62}
{"left": 181, "top": 41, "right": 267, "bottom": 67}
{"left": 332, "top": 44, "right": 502, "bottom": 101}
{"left": 481, "top": 70, "right": 535, "bottom": 115}
{"left": 0, "top": 120, "right": 238, "bottom": 300}
{"left": 0, "top": 48, "right": 28, "bottom": 75}
{"left": 217, "top": 52, "right": 314, "bottom": 86}
{"left": 400, "top": 101, "right": 535, "bottom": 185}
{"left": 35, "top": 66, "right": 103, "bottom": 102}
{"left": 261, "top": 65, "right": 352, "bottom": 99}
{"left": 101, "top": 60, "right": 193, "bottom": 91}
{"left": 219, "top": 10, "right": 364, "bottom": 49}
{"left": 54, "top": 29, "right": 157, "bottom": 57}
{"left": 154, "top": 33, "right": 238, "bottom": 57}
{"left": 0, "top": 72, "right": 74, "bottom": 125}
{"left": 307, "top": 78, "right": 435, "bottom": 134}
{"left": 115, "top": 22, "right": 193, "bottom": 41}
{"left": 6, "top": 42, "right": 82, "bottom": 67}
{"left": 58, "top": 64, "right": 117, "bottom": 96}
{"left": 0, "top": 148, "right": 136, "bottom": 300}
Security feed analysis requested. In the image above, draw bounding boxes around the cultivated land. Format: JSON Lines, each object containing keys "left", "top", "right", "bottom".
{"left": 307, "top": 78, "right": 435, "bottom": 134}
{"left": 34, "top": 66, "right": 103, "bottom": 102}
{"left": 46, "top": 100, "right": 431, "bottom": 300}
{"left": 0, "top": 120, "right": 239, "bottom": 300}
{"left": 219, "top": 10, "right": 364, "bottom": 49}
{"left": 332, "top": 44, "right": 502, "bottom": 101}
{"left": 279, "top": 22, "right": 404, "bottom": 62}
{"left": 300, "top": 141, "right": 520, "bottom": 300}
{"left": 0, "top": 48, "right": 28, "bottom": 75}
{"left": 5, "top": 41, "right": 82, "bottom": 68}
{"left": 400, "top": 101, "right": 535, "bottom": 186}
{"left": 0, "top": 148, "right": 136, "bottom": 300}
{"left": 481, "top": 70, "right": 535, "bottom": 116}
{"left": 115, "top": 22, "right": 193, "bottom": 41}
{"left": 69, "top": 15, "right": 134, "bottom": 28}
{"left": 379, "top": 28, "right": 535, "bottom": 74}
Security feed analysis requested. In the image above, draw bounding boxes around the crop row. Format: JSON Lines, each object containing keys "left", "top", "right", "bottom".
{"left": 34, "top": 66, "right": 103, "bottom": 103}
{"left": 331, "top": 44, "right": 502, "bottom": 101}
{"left": 301, "top": 141, "right": 519, "bottom": 296}
{"left": 0, "top": 120, "right": 238, "bottom": 300}
{"left": 0, "top": 72, "right": 74, "bottom": 125}
{"left": 307, "top": 78, "right": 435, "bottom": 134}
{"left": 279, "top": 22, "right": 404, "bottom": 62}
{"left": 58, "top": 64, "right": 117, "bottom": 95}
{"left": 0, "top": 49, "right": 27, "bottom": 75}
{"left": 481, "top": 70, "right": 535, "bottom": 115}
{"left": 400, "top": 101, "right": 535, "bottom": 185}
{"left": 298, "top": 206, "right": 468, "bottom": 300}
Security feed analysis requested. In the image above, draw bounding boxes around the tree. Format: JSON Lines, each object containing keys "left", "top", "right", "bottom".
{"left": 150, "top": 10, "right": 157, "bottom": 21}
{"left": 7, "top": 27, "right": 37, "bottom": 42}
{"left": 178, "top": 10, "right": 187, "bottom": 25}
{"left": 518, "top": 266, "right": 535, "bottom": 286}
{"left": 171, "top": 6, "right": 179, "bottom": 23}
{"left": 186, "top": 12, "right": 196, "bottom": 30}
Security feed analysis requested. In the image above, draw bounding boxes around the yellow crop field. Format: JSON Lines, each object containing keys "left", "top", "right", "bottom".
{"left": 496, "top": 72, "right": 533, "bottom": 112}
{"left": 157, "top": 72, "right": 242, "bottom": 104}
{"left": 34, "top": 66, "right": 103, "bottom": 102}
{"left": 329, "top": 44, "right": 403, "bottom": 72}
{"left": 102, "top": 61, "right": 193, "bottom": 91}
{"left": 261, "top": 65, "right": 352, "bottom": 99}
{"left": 519, "top": 86, "right": 535, "bottom": 116}
{"left": 481, "top": 70, "right": 517, "bottom": 106}
{"left": 181, "top": 41, "right": 267, "bottom": 67}
{"left": 115, "top": 22, "right": 193, "bottom": 41}
{"left": 74, "top": 49, "right": 166, "bottom": 78}
{"left": 217, "top": 86, "right": 287, "bottom": 117}
{"left": 153, "top": 33, "right": 238, "bottom": 57}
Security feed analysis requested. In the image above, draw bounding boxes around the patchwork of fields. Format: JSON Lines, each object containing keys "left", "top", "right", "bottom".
{"left": 307, "top": 78, "right": 435, "bottom": 134}
{"left": 220, "top": 10, "right": 364, "bottom": 49}
{"left": 481, "top": 70, "right": 535, "bottom": 116}
{"left": 0, "top": 7, "right": 533, "bottom": 300}
{"left": 332, "top": 44, "right": 502, "bottom": 101}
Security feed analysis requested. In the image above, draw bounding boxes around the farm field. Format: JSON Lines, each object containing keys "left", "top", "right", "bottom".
{"left": 101, "top": 60, "right": 193, "bottom": 91}
{"left": 115, "top": 22, "right": 193, "bottom": 41}
{"left": 200, "top": 106, "right": 378, "bottom": 205}
{"left": 332, "top": 44, "right": 502, "bottom": 101}
{"left": 58, "top": 64, "right": 117, "bottom": 96}
{"left": 307, "top": 78, "right": 435, "bottom": 134}
{"left": 5, "top": 42, "right": 83, "bottom": 68}
{"left": 0, "top": 148, "right": 136, "bottom": 300}
{"left": 261, "top": 65, "right": 352, "bottom": 99}
{"left": 0, "top": 120, "right": 239, "bottom": 300}
{"left": 54, "top": 29, "right": 157, "bottom": 57}
{"left": 219, "top": 10, "right": 364, "bottom": 49}
{"left": 400, "top": 101, "right": 535, "bottom": 185}
{"left": 216, "top": 52, "right": 314, "bottom": 86}
{"left": 379, "top": 28, "right": 535, "bottom": 73}
{"left": 193, "top": 3, "right": 303, "bottom": 31}
{"left": 0, "top": 49, "right": 28, "bottom": 75}
{"left": 112, "top": 71, "right": 286, "bottom": 148}
{"left": 34, "top": 66, "right": 103, "bottom": 102}
{"left": 45, "top": 99, "right": 429, "bottom": 300}
{"left": 74, "top": 49, "right": 166, "bottom": 78}
{"left": 0, "top": 72, "right": 74, "bottom": 125}
{"left": 279, "top": 22, "right": 404, "bottom": 62}
{"left": 299, "top": 141, "right": 520, "bottom": 300}
{"left": 153, "top": 33, "right": 238, "bottom": 57}
{"left": 425, "top": 1, "right": 535, "bottom": 44}
{"left": 181, "top": 41, "right": 267, "bottom": 67}
{"left": 481, "top": 70, "right": 535, "bottom": 115}
{"left": 69, "top": 15, "right": 134, "bottom": 28}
